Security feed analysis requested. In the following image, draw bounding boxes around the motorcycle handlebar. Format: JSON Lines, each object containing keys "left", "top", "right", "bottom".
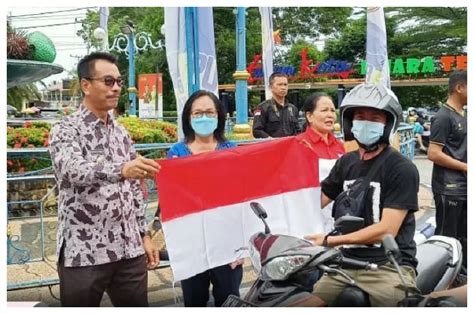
{"left": 340, "top": 257, "right": 378, "bottom": 271}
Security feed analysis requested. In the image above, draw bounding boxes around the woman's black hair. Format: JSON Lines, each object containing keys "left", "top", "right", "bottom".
{"left": 182, "top": 90, "right": 227, "bottom": 143}
{"left": 301, "top": 92, "right": 331, "bottom": 131}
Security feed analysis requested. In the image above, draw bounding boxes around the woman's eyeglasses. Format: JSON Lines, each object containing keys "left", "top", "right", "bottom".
{"left": 191, "top": 110, "right": 218, "bottom": 119}
{"left": 85, "top": 76, "right": 123, "bottom": 87}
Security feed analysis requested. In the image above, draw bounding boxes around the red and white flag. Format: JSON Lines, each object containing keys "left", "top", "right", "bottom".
{"left": 157, "top": 137, "right": 325, "bottom": 281}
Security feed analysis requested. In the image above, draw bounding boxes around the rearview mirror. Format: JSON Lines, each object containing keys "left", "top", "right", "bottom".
{"left": 382, "top": 234, "right": 401, "bottom": 259}
{"left": 250, "top": 202, "right": 267, "bottom": 219}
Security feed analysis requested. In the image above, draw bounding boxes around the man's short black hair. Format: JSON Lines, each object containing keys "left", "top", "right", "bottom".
{"left": 269, "top": 72, "right": 288, "bottom": 85}
{"left": 448, "top": 70, "right": 467, "bottom": 95}
{"left": 77, "top": 52, "right": 118, "bottom": 81}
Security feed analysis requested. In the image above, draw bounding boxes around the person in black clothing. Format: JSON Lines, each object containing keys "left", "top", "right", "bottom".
{"left": 252, "top": 72, "right": 300, "bottom": 138}
{"left": 427, "top": 70, "right": 467, "bottom": 271}
{"left": 304, "top": 83, "right": 420, "bottom": 306}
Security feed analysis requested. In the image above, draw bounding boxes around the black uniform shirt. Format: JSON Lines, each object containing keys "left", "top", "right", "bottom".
{"left": 252, "top": 98, "right": 300, "bottom": 138}
{"left": 430, "top": 104, "right": 467, "bottom": 196}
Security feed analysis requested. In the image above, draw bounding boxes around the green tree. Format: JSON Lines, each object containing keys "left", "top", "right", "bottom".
{"left": 213, "top": 7, "right": 262, "bottom": 84}
{"left": 273, "top": 7, "right": 353, "bottom": 45}
{"left": 388, "top": 7, "right": 466, "bottom": 107}
{"left": 286, "top": 39, "right": 324, "bottom": 79}
{"left": 386, "top": 7, "right": 467, "bottom": 57}
{"left": 75, "top": 7, "right": 465, "bottom": 111}
{"left": 323, "top": 7, "right": 466, "bottom": 108}
{"left": 77, "top": 8, "right": 173, "bottom": 112}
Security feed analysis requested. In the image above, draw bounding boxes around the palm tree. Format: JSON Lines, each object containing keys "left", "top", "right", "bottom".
{"left": 7, "top": 84, "right": 42, "bottom": 110}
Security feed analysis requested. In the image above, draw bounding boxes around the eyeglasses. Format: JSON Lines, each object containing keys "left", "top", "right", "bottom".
{"left": 85, "top": 76, "right": 123, "bottom": 87}
{"left": 191, "top": 110, "right": 218, "bottom": 119}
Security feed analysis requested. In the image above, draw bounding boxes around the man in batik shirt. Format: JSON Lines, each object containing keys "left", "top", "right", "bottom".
{"left": 49, "top": 52, "right": 161, "bottom": 307}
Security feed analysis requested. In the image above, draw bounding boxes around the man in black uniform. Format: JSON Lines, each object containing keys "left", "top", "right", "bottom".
{"left": 252, "top": 72, "right": 301, "bottom": 138}
{"left": 305, "top": 83, "right": 420, "bottom": 306}
{"left": 428, "top": 70, "right": 467, "bottom": 271}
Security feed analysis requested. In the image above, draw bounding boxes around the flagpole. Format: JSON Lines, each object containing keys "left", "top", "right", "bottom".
{"left": 127, "top": 30, "right": 137, "bottom": 117}
{"left": 232, "top": 7, "right": 252, "bottom": 139}
{"left": 192, "top": 7, "right": 200, "bottom": 92}
{"left": 185, "top": 7, "right": 200, "bottom": 95}
{"left": 185, "top": 8, "right": 195, "bottom": 95}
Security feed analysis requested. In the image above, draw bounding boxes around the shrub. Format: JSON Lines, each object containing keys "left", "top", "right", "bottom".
{"left": 7, "top": 127, "right": 49, "bottom": 148}
{"left": 7, "top": 118, "right": 177, "bottom": 173}
{"left": 163, "top": 111, "right": 177, "bottom": 117}
{"left": 116, "top": 117, "right": 178, "bottom": 143}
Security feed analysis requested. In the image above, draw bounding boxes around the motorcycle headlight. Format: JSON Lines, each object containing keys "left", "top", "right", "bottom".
{"left": 263, "top": 255, "right": 311, "bottom": 281}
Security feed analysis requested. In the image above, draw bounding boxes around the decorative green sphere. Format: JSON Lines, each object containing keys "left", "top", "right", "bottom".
{"left": 27, "top": 31, "right": 56, "bottom": 63}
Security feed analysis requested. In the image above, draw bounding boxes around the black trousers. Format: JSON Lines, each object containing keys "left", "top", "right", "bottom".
{"left": 434, "top": 193, "right": 467, "bottom": 270}
{"left": 58, "top": 251, "right": 148, "bottom": 307}
{"left": 181, "top": 264, "right": 243, "bottom": 307}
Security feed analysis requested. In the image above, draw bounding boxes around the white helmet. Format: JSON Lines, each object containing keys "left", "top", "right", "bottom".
{"left": 407, "top": 107, "right": 417, "bottom": 115}
{"left": 340, "top": 83, "right": 402, "bottom": 148}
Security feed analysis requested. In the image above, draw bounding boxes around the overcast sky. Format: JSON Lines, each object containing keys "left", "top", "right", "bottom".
{"left": 7, "top": 7, "right": 94, "bottom": 86}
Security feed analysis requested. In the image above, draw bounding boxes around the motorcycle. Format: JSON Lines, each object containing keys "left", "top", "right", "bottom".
{"left": 223, "top": 202, "right": 463, "bottom": 307}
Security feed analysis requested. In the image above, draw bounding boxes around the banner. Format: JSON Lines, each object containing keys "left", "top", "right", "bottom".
{"left": 366, "top": 7, "right": 390, "bottom": 88}
{"left": 165, "top": 8, "right": 187, "bottom": 138}
{"left": 165, "top": 7, "right": 218, "bottom": 139}
{"left": 157, "top": 137, "right": 326, "bottom": 281}
{"left": 138, "top": 74, "right": 163, "bottom": 119}
{"left": 259, "top": 7, "right": 274, "bottom": 99}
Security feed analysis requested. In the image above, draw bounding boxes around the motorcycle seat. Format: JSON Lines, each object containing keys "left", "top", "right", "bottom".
{"left": 415, "top": 241, "right": 451, "bottom": 294}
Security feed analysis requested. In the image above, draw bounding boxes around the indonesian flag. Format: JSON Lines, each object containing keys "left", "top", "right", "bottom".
{"left": 157, "top": 137, "right": 325, "bottom": 281}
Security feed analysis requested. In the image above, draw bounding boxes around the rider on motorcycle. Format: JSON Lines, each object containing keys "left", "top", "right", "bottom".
{"left": 407, "top": 107, "right": 429, "bottom": 153}
{"left": 305, "top": 83, "right": 421, "bottom": 306}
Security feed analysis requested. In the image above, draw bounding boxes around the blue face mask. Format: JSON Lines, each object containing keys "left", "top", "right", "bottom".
{"left": 351, "top": 120, "right": 385, "bottom": 145}
{"left": 191, "top": 116, "right": 218, "bottom": 137}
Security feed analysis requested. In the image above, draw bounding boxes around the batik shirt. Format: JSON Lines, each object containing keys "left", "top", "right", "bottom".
{"left": 49, "top": 105, "right": 147, "bottom": 267}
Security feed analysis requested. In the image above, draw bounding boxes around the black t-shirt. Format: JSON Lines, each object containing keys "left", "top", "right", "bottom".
{"left": 321, "top": 147, "right": 419, "bottom": 269}
{"left": 429, "top": 104, "right": 467, "bottom": 196}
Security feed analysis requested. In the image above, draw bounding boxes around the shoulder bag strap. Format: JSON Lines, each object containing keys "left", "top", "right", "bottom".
{"left": 358, "top": 146, "right": 393, "bottom": 190}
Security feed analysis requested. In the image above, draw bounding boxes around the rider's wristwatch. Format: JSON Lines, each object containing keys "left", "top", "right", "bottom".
{"left": 322, "top": 235, "right": 330, "bottom": 247}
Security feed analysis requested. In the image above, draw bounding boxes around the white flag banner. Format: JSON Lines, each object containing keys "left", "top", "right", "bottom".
{"left": 165, "top": 8, "right": 188, "bottom": 139}
{"left": 196, "top": 8, "right": 219, "bottom": 96}
{"left": 366, "top": 7, "right": 390, "bottom": 89}
{"left": 165, "top": 7, "right": 218, "bottom": 139}
{"left": 259, "top": 7, "right": 274, "bottom": 99}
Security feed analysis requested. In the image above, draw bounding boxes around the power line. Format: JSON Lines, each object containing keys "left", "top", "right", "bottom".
{"left": 12, "top": 14, "right": 88, "bottom": 21}
{"left": 9, "top": 7, "right": 94, "bottom": 18}
{"left": 16, "top": 21, "right": 82, "bottom": 30}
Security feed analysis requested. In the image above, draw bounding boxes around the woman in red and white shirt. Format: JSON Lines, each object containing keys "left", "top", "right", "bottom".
{"left": 297, "top": 93, "right": 345, "bottom": 232}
